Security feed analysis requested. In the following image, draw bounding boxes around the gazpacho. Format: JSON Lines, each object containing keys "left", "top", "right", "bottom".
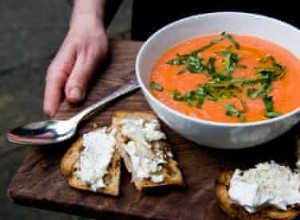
{"left": 150, "top": 33, "right": 300, "bottom": 123}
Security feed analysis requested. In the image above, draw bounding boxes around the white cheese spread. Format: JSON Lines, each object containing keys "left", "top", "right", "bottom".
{"left": 228, "top": 161, "right": 300, "bottom": 213}
{"left": 121, "top": 118, "right": 166, "bottom": 143}
{"left": 77, "top": 128, "right": 116, "bottom": 192}
{"left": 120, "top": 118, "right": 167, "bottom": 183}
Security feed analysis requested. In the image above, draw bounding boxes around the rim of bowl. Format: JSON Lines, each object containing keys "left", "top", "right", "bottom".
{"left": 135, "top": 11, "right": 300, "bottom": 128}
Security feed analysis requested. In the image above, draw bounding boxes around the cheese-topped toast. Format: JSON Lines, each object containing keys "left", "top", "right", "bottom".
{"left": 61, "top": 127, "right": 121, "bottom": 196}
{"left": 112, "top": 111, "right": 184, "bottom": 190}
{"left": 215, "top": 162, "right": 300, "bottom": 220}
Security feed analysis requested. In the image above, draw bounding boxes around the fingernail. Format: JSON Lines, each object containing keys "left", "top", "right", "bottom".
{"left": 44, "top": 108, "right": 54, "bottom": 117}
{"left": 44, "top": 104, "right": 55, "bottom": 117}
{"left": 69, "top": 87, "right": 84, "bottom": 101}
{"left": 49, "top": 110, "right": 55, "bottom": 118}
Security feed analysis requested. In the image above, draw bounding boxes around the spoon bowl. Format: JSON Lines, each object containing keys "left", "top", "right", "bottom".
{"left": 7, "top": 120, "right": 77, "bottom": 145}
{"left": 7, "top": 79, "right": 140, "bottom": 145}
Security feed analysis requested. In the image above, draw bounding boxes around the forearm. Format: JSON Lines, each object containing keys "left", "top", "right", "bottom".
{"left": 71, "top": 0, "right": 105, "bottom": 27}
{"left": 71, "top": 0, "right": 123, "bottom": 27}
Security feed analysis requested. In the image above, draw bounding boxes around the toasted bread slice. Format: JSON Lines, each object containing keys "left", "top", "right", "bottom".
{"left": 113, "top": 111, "right": 184, "bottom": 190}
{"left": 215, "top": 170, "right": 300, "bottom": 220}
{"left": 61, "top": 128, "right": 121, "bottom": 196}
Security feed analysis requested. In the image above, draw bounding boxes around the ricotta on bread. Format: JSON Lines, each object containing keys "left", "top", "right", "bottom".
{"left": 61, "top": 127, "right": 121, "bottom": 196}
{"left": 113, "top": 111, "right": 184, "bottom": 190}
{"left": 216, "top": 161, "right": 300, "bottom": 220}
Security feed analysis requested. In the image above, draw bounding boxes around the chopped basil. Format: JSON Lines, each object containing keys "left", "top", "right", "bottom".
{"left": 265, "top": 112, "right": 282, "bottom": 118}
{"left": 193, "top": 32, "right": 240, "bottom": 54}
{"left": 263, "top": 95, "right": 274, "bottom": 112}
{"left": 225, "top": 104, "right": 238, "bottom": 115}
{"left": 167, "top": 33, "right": 241, "bottom": 76}
{"left": 225, "top": 104, "right": 246, "bottom": 122}
{"left": 223, "top": 49, "right": 240, "bottom": 75}
{"left": 247, "top": 83, "right": 270, "bottom": 99}
{"left": 204, "top": 81, "right": 242, "bottom": 100}
{"left": 245, "top": 56, "right": 286, "bottom": 100}
{"left": 206, "top": 57, "right": 216, "bottom": 75}
{"left": 196, "top": 87, "right": 206, "bottom": 108}
{"left": 247, "top": 88, "right": 258, "bottom": 99}
{"left": 193, "top": 32, "right": 228, "bottom": 54}
{"left": 167, "top": 54, "right": 189, "bottom": 65}
{"left": 166, "top": 33, "right": 286, "bottom": 121}
{"left": 170, "top": 87, "right": 208, "bottom": 109}
{"left": 258, "top": 55, "right": 286, "bottom": 80}
{"left": 168, "top": 53, "right": 206, "bottom": 74}
{"left": 170, "top": 90, "right": 185, "bottom": 101}
{"left": 226, "top": 33, "right": 240, "bottom": 50}
{"left": 150, "top": 81, "right": 164, "bottom": 91}
{"left": 263, "top": 96, "right": 282, "bottom": 118}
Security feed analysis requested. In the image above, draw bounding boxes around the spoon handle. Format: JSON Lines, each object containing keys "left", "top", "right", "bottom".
{"left": 70, "top": 78, "right": 140, "bottom": 124}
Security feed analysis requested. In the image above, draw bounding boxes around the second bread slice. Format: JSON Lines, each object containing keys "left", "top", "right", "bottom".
{"left": 113, "top": 111, "right": 184, "bottom": 190}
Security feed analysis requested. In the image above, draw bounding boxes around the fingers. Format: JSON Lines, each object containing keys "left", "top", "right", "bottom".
{"left": 44, "top": 27, "right": 108, "bottom": 117}
{"left": 44, "top": 43, "right": 76, "bottom": 117}
{"left": 65, "top": 45, "right": 107, "bottom": 103}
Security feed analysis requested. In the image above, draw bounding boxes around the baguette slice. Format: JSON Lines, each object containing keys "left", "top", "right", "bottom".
{"left": 113, "top": 111, "right": 184, "bottom": 190}
{"left": 61, "top": 127, "right": 121, "bottom": 196}
{"left": 215, "top": 170, "right": 300, "bottom": 220}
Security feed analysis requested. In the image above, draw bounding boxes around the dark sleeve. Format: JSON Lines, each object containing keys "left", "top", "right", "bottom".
{"left": 104, "top": 0, "right": 123, "bottom": 27}
{"left": 131, "top": 0, "right": 300, "bottom": 41}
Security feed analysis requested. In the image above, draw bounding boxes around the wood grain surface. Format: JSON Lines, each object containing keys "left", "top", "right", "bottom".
{"left": 7, "top": 40, "right": 300, "bottom": 220}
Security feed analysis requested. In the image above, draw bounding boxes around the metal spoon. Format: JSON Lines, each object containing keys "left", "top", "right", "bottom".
{"left": 7, "top": 79, "right": 140, "bottom": 145}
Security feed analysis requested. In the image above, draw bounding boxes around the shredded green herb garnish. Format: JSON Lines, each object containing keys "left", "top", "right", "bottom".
{"left": 262, "top": 96, "right": 282, "bottom": 118}
{"left": 193, "top": 32, "right": 240, "bottom": 54}
{"left": 225, "top": 104, "right": 246, "bottom": 122}
{"left": 170, "top": 88, "right": 208, "bottom": 108}
{"left": 151, "top": 81, "right": 164, "bottom": 91}
{"left": 168, "top": 33, "right": 241, "bottom": 76}
{"left": 218, "top": 46, "right": 240, "bottom": 76}
{"left": 162, "top": 33, "right": 286, "bottom": 121}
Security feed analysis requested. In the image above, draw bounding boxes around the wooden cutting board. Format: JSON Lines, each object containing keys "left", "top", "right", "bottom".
{"left": 8, "top": 40, "right": 300, "bottom": 220}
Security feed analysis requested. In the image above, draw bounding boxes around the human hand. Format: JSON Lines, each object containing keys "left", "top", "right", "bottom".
{"left": 44, "top": 10, "right": 108, "bottom": 117}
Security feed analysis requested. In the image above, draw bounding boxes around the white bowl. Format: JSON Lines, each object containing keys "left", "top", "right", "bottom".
{"left": 135, "top": 12, "right": 300, "bottom": 149}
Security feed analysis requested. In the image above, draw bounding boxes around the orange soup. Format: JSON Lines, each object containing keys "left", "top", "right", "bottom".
{"left": 150, "top": 33, "right": 300, "bottom": 123}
